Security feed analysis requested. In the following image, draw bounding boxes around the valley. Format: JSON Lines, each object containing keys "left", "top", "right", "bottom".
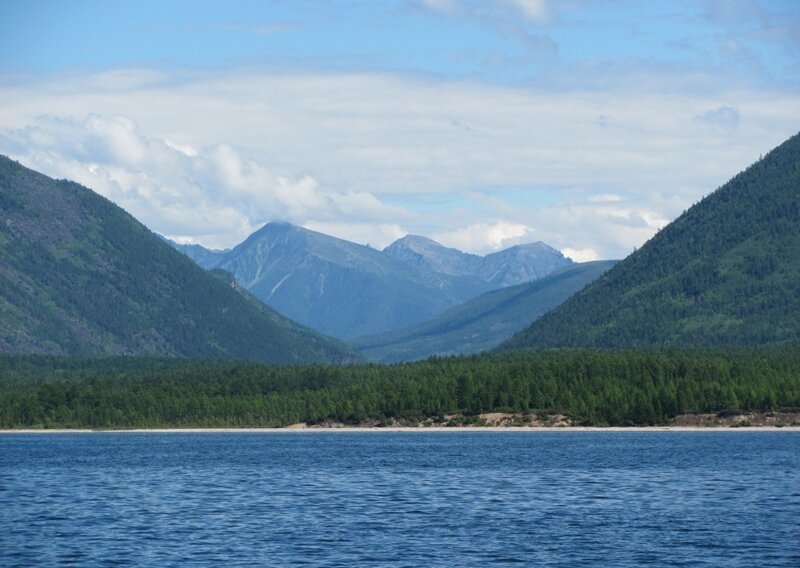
{"left": 1, "top": 131, "right": 799, "bottom": 430}
{"left": 168, "top": 221, "right": 573, "bottom": 339}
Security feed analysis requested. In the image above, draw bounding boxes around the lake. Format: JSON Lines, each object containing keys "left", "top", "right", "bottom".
{"left": 1, "top": 431, "right": 799, "bottom": 566}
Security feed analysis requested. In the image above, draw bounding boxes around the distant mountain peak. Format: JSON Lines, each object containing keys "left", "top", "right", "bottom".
{"left": 251, "top": 220, "right": 300, "bottom": 236}
{"left": 169, "top": 221, "right": 574, "bottom": 339}
{"left": 387, "top": 234, "right": 447, "bottom": 249}
{"left": 507, "top": 241, "right": 548, "bottom": 250}
{"left": 384, "top": 234, "right": 572, "bottom": 287}
{"left": 176, "top": 220, "right": 489, "bottom": 339}
{"left": 392, "top": 234, "right": 433, "bottom": 243}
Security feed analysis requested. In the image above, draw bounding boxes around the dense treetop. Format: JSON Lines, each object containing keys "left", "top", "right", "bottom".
{"left": 1, "top": 349, "right": 798, "bottom": 428}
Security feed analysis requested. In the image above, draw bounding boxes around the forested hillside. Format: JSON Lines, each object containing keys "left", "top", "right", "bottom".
{"left": 1, "top": 349, "right": 798, "bottom": 428}
{"left": 0, "top": 156, "right": 358, "bottom": 364}
{"left": 355, "top": 261, "right": 616, "bottom": 362}
{"left": 504, "top": 132, "right": 800, "bottom": 349}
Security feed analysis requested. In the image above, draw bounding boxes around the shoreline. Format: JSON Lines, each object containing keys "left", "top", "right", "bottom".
{"left": 2, "top": 425, "right": 800, "bottom": 434}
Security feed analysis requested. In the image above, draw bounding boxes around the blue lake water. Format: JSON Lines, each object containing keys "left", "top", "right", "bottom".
{"left": 1, "top": 431, "right": 799, "bottom": 567}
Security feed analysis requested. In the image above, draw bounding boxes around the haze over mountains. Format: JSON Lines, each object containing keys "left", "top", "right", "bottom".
{"left": 383, "top": 235, "right": 570, "bottom": 288}
{"left": 504, "top": 131, "right": 800, "bottom": 350}
{"left": 2, "top": 129, "right": 795, "bottom": 367}
{"left": 0, "top": 156, "right": 358, "bottom": 364}
{"left": 354, "top": 260, "right": 617, "bottom": 362}
{"left": 170, "top": 223, "right": 573, "bottom": 339}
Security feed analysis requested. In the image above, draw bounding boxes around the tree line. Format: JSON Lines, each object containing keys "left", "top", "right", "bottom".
{"left": 1, "top": 348, "right": 799, "bottom": 428}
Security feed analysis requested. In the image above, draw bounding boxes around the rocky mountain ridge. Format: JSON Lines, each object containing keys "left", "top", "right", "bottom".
{"left": 170, "top": 222, "right": 573, "bottom": 339}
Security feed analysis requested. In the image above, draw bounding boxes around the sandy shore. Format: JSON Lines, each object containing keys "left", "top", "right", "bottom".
{"left": 2, "top": 426, "right": 799, "bottom": 434}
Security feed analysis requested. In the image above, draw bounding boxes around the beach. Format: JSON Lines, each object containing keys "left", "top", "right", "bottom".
{"left": 3, "top": 425, "right": 800, "bottom": 434}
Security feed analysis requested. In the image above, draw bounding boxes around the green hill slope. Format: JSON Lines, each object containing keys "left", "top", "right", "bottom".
{"left": 0, "top": 156, "right": 358, "bottom": 364}
{"left": 504, "top": 132, "right": 800, "bottom": 350}
{"left": 354, "top": 261, "right": 616, "bottom": 362}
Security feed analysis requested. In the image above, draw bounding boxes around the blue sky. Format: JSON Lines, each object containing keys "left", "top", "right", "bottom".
{"left": 4, "top": 0, "right": 798, "bottom": 84}
{"left": 1, "top": 0, "right": 799, "bottom": 258}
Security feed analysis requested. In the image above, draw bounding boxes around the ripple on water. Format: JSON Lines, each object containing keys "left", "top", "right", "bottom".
{"left": 1, "top": 432, "right": 799, "bottom": 567}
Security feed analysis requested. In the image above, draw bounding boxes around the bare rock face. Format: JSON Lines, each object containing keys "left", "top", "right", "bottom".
{"left": 383, "top": 235, "right": 483, "bottom": 276}
{"left": 475, "top": 243, "right": 574, "bottom": 287}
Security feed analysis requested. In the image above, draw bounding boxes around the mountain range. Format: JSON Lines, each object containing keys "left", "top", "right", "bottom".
{"left": 5, "top": 130, "right": 794, "bottom": 365}
{"left": 503, "top": 131, "right": 800, "bottom": 350}
{"left": 0, "top": 156, "right": 358, "bottom": 364}
{"left": 354, "top": 260, "right": 617, "bottom": 362}
{"left": 383, "top": 234, "right": 570, "bottom": 287}
{"left": 170, "top": 223, "right": 573, "bottom": 339}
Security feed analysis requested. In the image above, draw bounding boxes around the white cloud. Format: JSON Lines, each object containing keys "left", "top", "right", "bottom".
{"left": 587, "top": 193, "right": 623, "bottom": 203}
{"left": 163, "top": 139, "right": 198, "bottom": 157}
{"left": 521, "top": 198, "right": 676, "bottom": 261}
{"left": 0, "top": 68, "right": 797, "bottom": 257}
{"left": 562, "top": 247, "right": 600, "bottom": 263}
{"left": 642, "top": 212, "right": 670, "bottom": 230}
{"left": 303, "top": 222, "right": 407, "bottom": 250}
{"left": 433, "top": 221, "right": 534, "bottom": 252}
{"left": 0, "top": 114, "right": 407, "bottom": 248}
{"left": 426, "top": 190, "right": 682, "bottom": 258}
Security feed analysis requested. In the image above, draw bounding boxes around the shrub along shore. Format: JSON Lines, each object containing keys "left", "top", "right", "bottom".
{"left": 1, "top": 348, "right": 799, "bottom": 429}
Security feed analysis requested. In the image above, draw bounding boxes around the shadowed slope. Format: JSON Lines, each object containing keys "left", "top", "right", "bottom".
{"left": 355, "top": 260, "right": 616, "bottom": 362}
{"left": 0, "top": 156, "right": 359, "bottom": 363}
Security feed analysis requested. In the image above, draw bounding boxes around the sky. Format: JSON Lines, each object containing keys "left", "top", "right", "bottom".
{"left": 1, "top": 0, "right": 799, "bottom": 260}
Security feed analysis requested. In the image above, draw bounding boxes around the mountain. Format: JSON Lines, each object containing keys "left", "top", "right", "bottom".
{"left": 503, "top": 132, "right": 800, "bottom": 350}
{"left": 383, "top": 235, "right": 483, "bottom": 276}
{"left": 183, "top": 222, "right": 494, "bottom": 339}
{"left": 170, "top": 226, "right": 573, "bottom": 339}
{"left": 384, "top": 235, "right": 573, "bottom": 287}
{"left": 0, "top": 156, "right": 359, "bottom": 364}
{"left": 168, "top": 241, "right": 229, "bottom": 268}
{"left": 353, "top": 260, "right": 616, "bottom": 362}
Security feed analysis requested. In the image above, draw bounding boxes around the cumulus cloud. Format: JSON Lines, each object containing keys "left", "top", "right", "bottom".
{"left": 433, "top": 221, "right": 534, "bottom": 252}
{"left": 0, "top": 68, "right": 797, "bottom": 257}
{"left": 562, "top": 247, "right": 600, "bottom": 263}
{"left": 522, "top": 198, "right": 673, "bottom": 260}
{"left": 0, "top": 114, "right": 408, "bottom": 248}
{"left": 413, "top": 187, "right": 675, "bottom": 258}
{"left": 303, "top": 222, "right": 407, "bottom": 250}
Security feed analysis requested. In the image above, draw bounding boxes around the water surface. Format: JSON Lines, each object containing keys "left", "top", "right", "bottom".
{"left": 2, "top": 431, "right": 798, "bottom": 566}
